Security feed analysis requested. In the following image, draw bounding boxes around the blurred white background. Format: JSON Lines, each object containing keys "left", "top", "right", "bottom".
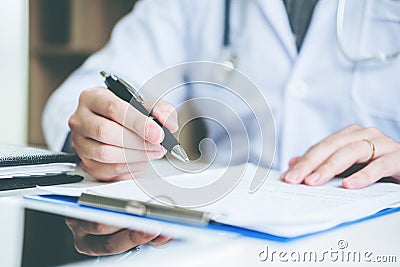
{"left": 0, "top": 0, "right": 28, "bottom": 145}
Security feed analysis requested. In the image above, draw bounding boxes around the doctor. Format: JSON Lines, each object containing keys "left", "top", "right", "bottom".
{"left": 43, "top": 0, "right": 400, "bottom": 189}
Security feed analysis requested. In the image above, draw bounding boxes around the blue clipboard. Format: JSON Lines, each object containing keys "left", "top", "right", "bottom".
{"left": 24, "top": 194, "right": 400, "bottom": 242}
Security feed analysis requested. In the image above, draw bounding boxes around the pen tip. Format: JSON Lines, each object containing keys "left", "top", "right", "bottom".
{"left": 100, "top": 71, "right": 108, "bottom": 78}
{"left": 171, "top": 145, "right": 190, "bottom": 163}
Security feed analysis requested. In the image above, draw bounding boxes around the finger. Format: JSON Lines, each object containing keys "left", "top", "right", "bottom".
{"left": 343, "top": 151, "right": 400, "bottom": 189}
{"left": 77, "top": 221, "right": 122, "bottom": 236}
{"left": 280, "top": 157, "right": 300, "bottom": 181}
{"left": 72, "top": 134, "right": 166, "bottom": 164}
{"left": 111, "top": 172, "right": 145, "bottom": 181}
{"left": 289, "top": 157, "right": 300, "bottom": 168}
{"left": 150, "top": 235, "right": 173, "bottom": 247}
{"left": 84, "top": 88, "right": 164, "bottom": 144}
{"left": 80, "top": 158, "right": 148, "bottom": 181}
{"left": 65, "top": 217, "right": 78, "bottom": 231}
{"left": 303, "top": 139, "right": 380, "bottom": 186}
{"left": 94, "top": 168, "right": 148, "bottom": 182}
{"left": 70, "top": 108, "right": 162, "bottom": 151}
{"left": 282, "top": 125, "right": 379, "bottom": 184}
{"left": 304, "top": 136, "right": 396, "bottom": 186}
{"left": 76, "top": 229, "right": 159, "bottom": 256}
{"left": 144, "top": 99, "right": 178, "bottom": 133}
{"left": 65, "top": 218, "right": 122, "bottom": 240}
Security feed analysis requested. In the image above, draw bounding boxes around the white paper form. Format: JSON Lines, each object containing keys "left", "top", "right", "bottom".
{"left": 38, "top": 164, "right": 400, "bottom": 238}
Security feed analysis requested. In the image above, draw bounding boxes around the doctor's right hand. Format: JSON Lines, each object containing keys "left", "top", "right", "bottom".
{"left": 68, "top": 87, "right": 178, "bottom": 181}
{"left": 65, "top": 217, "right": 173, "bottom": 256}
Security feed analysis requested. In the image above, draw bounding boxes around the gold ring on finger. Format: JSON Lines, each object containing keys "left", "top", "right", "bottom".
{"left": 362, "top": 139, "right": 375, "bottom": 163}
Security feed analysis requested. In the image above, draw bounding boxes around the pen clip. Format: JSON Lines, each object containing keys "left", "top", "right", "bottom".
{"left": 114, "top": 75, "right": 145, "bottom": 104}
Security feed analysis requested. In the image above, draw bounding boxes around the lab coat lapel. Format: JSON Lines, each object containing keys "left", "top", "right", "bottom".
{"left": 254, "top": 0, "right": 297, "bottom": 60}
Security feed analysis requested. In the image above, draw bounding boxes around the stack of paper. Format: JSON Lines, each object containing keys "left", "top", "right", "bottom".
{"left": 0, "top": 163, "right": 76, "bottom": 178}
{"left": 0, "top": 144, "right": 82, "bottom": 190}
{"left": 0, "top": 144, "right": 79, "bottom": 178}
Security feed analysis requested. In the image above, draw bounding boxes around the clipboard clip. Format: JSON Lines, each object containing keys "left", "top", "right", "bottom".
{"left": 78, "top": 193, "right": 211, "bottom": 226}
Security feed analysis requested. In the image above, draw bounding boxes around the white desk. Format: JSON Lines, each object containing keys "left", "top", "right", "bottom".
{"left": 1, "top": 161, "right": 399, "bottom": 267}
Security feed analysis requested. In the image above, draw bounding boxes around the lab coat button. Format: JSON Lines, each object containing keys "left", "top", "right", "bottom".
{"left": 287, "top": 81, "right": 308, "bottom": 98}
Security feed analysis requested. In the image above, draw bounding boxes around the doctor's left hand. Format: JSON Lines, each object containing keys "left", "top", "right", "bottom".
{"left": 281, "top": 125, "right": 400, "bottom": 189}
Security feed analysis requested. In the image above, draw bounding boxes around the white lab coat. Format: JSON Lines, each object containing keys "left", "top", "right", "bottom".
{"left": 43, "top": 0, "right": 400, "bottom": 172}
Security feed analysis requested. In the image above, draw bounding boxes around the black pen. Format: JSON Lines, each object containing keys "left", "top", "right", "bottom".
{"left": 100, "top": 71, "right": 189, "bottom": 162}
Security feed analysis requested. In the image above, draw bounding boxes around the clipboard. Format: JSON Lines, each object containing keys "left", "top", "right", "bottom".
{"left": 24, "top": 193, "right": 400, "bottom": 242}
